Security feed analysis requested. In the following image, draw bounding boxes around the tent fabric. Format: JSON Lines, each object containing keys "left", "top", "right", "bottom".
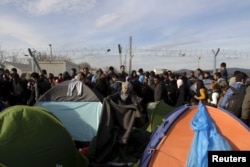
{"left": 146, "top": 100, "right": 175, "bottom": 132}
{"left": 0, "top": 105, "right": 88, "bottom": 167}
{"left": 186, "top": 102, "right": 232, "bottom": 167}
{"left": 36, "top": 101, "right": 102, "bottom": 141}
{"left": 140, "top": 104, "right": 250, "bottom": 167}
{"left": 87, "top": 98, "right": 143, "bottom": 164}
{"left": 36, "top": 80, "right": 103, "bottom": 142}
{"left": 38, "top": 80, "right": 103, "bottom": 102}
{"left": 139, "top": 105, "right": 189, "bottom": 167}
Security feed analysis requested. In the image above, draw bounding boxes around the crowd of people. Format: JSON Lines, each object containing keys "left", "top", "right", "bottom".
{"left": 0, "top": 62, "right": 249, "bottom": 126}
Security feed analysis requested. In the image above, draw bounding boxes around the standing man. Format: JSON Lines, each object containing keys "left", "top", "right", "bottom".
{"left": 241, "top": 85, "right": 250, "bottom": 127}
{"left": 118, "top": 65, "right": 128, "bottom": 82}
{"left": 106, "top": 66, "right": 116, "bottom": 84}
{"left": 70, "top": 68, "right": 77, "bottom": 79}
{"left": 195, "top": 68, "right": 203, "bottom": 80}
{"left": 213, "top": 72, "right": 225, "bottom": 83}
{"left": 82, "top": 67, "right": 92, "bottom": 82}
{"left": 220, "top": 62, "right": 228, "bottom": 82}
{"left": 27, "top": 72, "right": 50, "bottom": 106}
{"left": 151, "top": 75, "right": 166, "bottom": 102}
{"left": 138, "top": 68, "right": 144, "bottom": 84}
{"left": 219, "top": 72, "right": 247, "bottom": 117}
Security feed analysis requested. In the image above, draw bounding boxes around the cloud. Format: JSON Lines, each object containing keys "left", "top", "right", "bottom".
{"left": 0, "top": 0, "right": 11, "bottom": 5}
{"left": 0, "top": 0, "right": 97, "bottom": 15}
{"left": 0, "top": 16, "right": 48, "bottom": 47}
{"left": 95, "top": 13, "right": 121, "bottom": 28}
{"left": 1, "top": 0, "right": 250, "bottom": 61}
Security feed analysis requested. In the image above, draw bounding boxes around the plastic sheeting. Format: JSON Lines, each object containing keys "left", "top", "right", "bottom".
{"left": 186, "top": 102, "right": 232, "bottom": 167}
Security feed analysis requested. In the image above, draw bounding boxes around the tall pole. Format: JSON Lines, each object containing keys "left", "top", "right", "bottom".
{"left": 28, "top": 48, "right": 42, "bottom": 73}
{"left": 129, "top": 36, "right": 132, "bottom": 74}
{"left": 198, "top": 56, "right": 201, "bottom": 68}
{"left": 118, "top": 44, "right": 122, "bottom": 67}
{"left": 124, "top": 54, "right": 127, "bottom": 68}
{"left": 212, "top": 48, "right": 220, "bottom": 74}
{"left": 49, "top": 44, "right": 52, "bottom": 61}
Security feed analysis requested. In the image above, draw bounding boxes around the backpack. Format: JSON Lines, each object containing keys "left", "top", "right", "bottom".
{"left": 226, "top": 86, "right": 246, "bottom": 117}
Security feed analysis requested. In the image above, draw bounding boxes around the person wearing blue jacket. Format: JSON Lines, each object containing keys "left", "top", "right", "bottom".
{"left": 219, "top": 72, "right": 247, "bottom": 109}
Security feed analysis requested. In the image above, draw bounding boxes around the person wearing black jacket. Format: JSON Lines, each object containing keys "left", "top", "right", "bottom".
{"left": 27, "top": 72, "right": 50, "bottom": 106}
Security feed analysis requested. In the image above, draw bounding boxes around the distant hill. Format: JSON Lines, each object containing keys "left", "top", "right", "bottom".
{"left": 174, "top": 67, "right": 250, "bottom": 76}
{"left": 226, "top": 67, "right": 250, "bottom": 76}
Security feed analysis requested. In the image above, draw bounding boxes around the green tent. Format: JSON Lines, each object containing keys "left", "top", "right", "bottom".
{"left": 0, "top": 105, "right": 88, "bottom": 167}
{"left": 146, "top": 100, "right": 174, "bottom": 132}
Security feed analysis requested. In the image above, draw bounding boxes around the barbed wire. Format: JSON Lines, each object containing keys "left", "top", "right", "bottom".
{"left": 2, "top": 47, "right": 250, "bottom": 72}
{"left": 1, "top": 47, "right": 250, "bottom": 59}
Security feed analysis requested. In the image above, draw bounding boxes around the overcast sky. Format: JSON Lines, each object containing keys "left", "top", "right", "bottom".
{"left": 1, "top": 0, "right": 250, "bottom": 71}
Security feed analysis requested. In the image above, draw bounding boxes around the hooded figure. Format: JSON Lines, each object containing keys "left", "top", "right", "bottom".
{"left": 109, "top": 81, "right": 136, "bottom": 105}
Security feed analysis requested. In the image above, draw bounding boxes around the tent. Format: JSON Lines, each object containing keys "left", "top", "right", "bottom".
{"left": 36, "top": 80, "right": 103, "bottom": 142}
{"left": 0, "top": 105, "right": 88, "bottom": 167}
{"left": 86, "top": 98, "right": 150, "bottom": 166}
{"left": 146, "top": 100, "right": 174, "bottom": 132}
{"left": 140, "top": 103, "right": 250, "bottom": 167}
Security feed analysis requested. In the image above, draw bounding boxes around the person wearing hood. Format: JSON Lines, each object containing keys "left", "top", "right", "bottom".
{"left": 108, "top": 81, "right": 136, "bottom": 105}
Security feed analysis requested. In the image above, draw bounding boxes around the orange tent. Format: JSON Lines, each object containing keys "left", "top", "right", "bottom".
{"left": 140, "top": 104, "right": 250, "bottom": 167}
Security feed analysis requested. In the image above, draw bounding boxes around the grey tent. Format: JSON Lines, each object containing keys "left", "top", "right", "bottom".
{"left": 36, "top": 80, "right": 103, "bottom": 142}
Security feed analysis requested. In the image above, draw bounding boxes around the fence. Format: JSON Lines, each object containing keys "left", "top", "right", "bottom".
{"left": 1, "top": 47, "right": 250, "bottom": 71}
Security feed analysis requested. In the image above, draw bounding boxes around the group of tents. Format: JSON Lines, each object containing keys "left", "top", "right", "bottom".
{"left": 0, "top": 81, "right": 249, "bottom": 167}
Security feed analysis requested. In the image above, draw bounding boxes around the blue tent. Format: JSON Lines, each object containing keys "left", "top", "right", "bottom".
{"left": 36, "top": 80, "right": 103, "bottom": 142}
